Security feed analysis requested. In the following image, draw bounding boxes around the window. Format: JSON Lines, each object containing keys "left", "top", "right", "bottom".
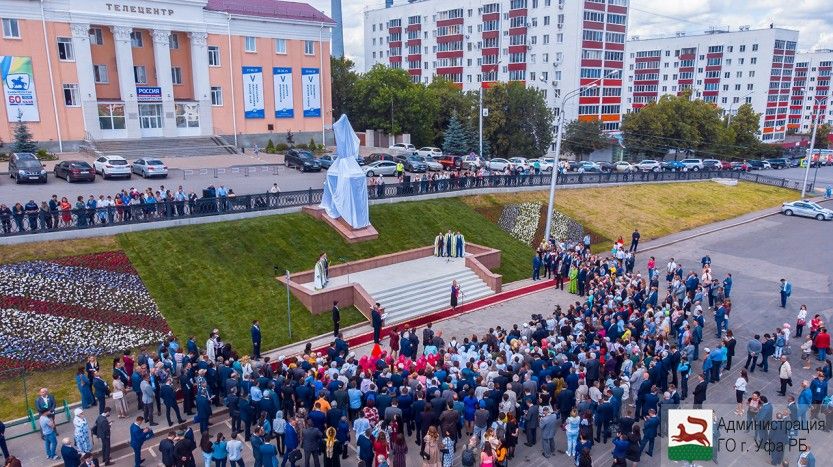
{"left": 171, "top": 67, "right": 182, "bottom": 85}
{"left": 208, "top": 46, "right": 220, "bottom": 66}
{"left": 2, "top": 18, "right": 19, "bottom": 38}
{"left": 62, "top": 84, "right": 79, "bottom": 107}
{"left": 275, "top": 38, "right": 286, "bottom": 54}
{"left": 304, "top": 40, "right": 315, "bottom": 55}
{"left": 175, "top": 103, "right": 200, "bottom": 128}
{"left": 739, "top": 45, "right": 746, "bottom": 52}
{"left": 210, "top": 86, "right": 223, "bottom": 106}
{"left": 89, "top": 28, "right": 103, "bottom": 45}
{"left": 98, "top": 104, "right": 126, "bottom": 130}
{"left": 244, "top": 36, "right": 256, "bottom": 52}
{"left": 57, "top": 37, "right": 74, "bottom": 61}
{"left": 130, "top": 31, "right": 143, "bottom": 48}
{"left": 752, "top": 44, "right": 758, "bottom": 51}
{"left": 750, "top": 57, "right": 757, "bottom": 64}
{"left": 93, "top": 64, "right": 109, "bottom": 83}
{"left": 134, "top": 66, "right": 147, "bottom": 84}
{"left": 169, "top": 33, "right": 179, "bottom": 49}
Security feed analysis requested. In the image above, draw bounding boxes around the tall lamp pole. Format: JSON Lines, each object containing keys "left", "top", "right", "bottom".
{"left": 801, "top": 96, "right": 827, "bottom": 198}
{"left": 543, "top": 70, "right": 621, "bottom": 241}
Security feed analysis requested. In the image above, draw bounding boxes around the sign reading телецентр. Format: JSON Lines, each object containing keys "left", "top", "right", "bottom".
{"left": 105, "top": 3, "right": 174, "bottom": 16}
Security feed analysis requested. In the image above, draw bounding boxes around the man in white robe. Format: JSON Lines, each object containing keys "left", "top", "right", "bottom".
{"left": 314, "top": 258, "right": 326, "bottom": 289}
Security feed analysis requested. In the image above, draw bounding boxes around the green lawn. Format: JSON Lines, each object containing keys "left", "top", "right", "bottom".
{"left": 116, "top": 198, "right": 534, "bottom": 356}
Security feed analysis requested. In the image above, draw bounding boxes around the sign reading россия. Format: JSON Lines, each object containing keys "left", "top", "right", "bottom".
{"left": 105, "top": 3, "right": 174, "bottom": 16}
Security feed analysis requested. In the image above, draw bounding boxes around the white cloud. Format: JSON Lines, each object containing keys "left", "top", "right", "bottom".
{"left": 306, "top": 0, "right": 833, "bottom": 72}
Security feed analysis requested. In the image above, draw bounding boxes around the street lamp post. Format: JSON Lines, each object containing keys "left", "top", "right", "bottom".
{"left": 801, "top": 96, "right": 827, "bottom": 198}
{"left": 543, "top": 70, "right": 620, "bottom": 241}
{"left": 726, "top": 90, "right": 755, "bottom": 127}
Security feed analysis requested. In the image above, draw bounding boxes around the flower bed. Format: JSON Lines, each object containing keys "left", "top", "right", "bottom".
{"left": 0, "top": 251, "right": 170, "bottom": 372}
{"left": 498, "top": 202, "right": 543, "bottom": 245}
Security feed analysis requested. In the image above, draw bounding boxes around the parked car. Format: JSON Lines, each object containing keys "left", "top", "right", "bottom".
{"left": 527, "top": 158, "right": 554, "bottom": 172}
{"left": 662, "top": 160, "right": 687, "bottom": 172}
{"left": 508, "top": 157, "right": 529, "bottom": 170}
{"left": 284, "top": 149, "right": 321, "bottom": 172}
{"left": 315, "top": 154, "right": 334, "bottom": 169}
{"left": 781, "top": 200, "right": 833, "bottom": 221}
{"left": 679, "top": 158, "right": 704, "bottom": 171}
{"left": 596, "top": 161, "right": 614, "bottom": 173}
{"left": 485, "top": 158, "right": 513, "bottom": 171}
{"left": 766, "top": 158, "right": 789, "bottom": 169}
{"left": 131, "top": 158, "right": 168, "bottom": 178}
{"left": 614, "top": 161, "right": 636, "bottom": 173}
{"left": 634, "top": 159, "right": 662, "bottom": 172}
{"left": 54, "top": 160, "right": 95, "bottom": 183}
{"left": 720, "top": 160, "right": 732, "bottom": 170}
{"left": 416, "top": 147, "right": 443, "bottom": 158}
{"left": 363, "top": 160, "right": 398, "bottom": 177}
{"left": 411, "top": 155, "right": 442, "bottom": 171}
{"left": 702, "top": 159, "right": 722, "bottom": 171}
{"left": 365, "top": 153, "right": 397, "bottom": 164}
{"left": 9, "top": 152, "right": 47, "bottom": 184}
{"left": 565, "top": 160, "right": 579, "bottom": 172}
{"left": 746, "top": 159, "right": 766, "bottom": 170}
{"left": 93, "top": 155, "right": 131, "bottom": 179}
{"left": 462, "top": 155, "right": 484, "bottom": 170}
{"left": 438, "top": 155, "right": 463, "bottom": 170}
{"left": 578, "top": 161, "right": 603, "bottom": 173}
{"left": 731, "top": 161, "right": 750, "bottom": 171}
{"left": 404, "top": 155, "right": 427, "bottom": 172}
{"left": 389, "top": 143, "right": 416, "bottom": 154}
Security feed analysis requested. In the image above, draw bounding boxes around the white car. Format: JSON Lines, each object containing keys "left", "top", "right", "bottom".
{"left": 485, "top": 158, "right": 513, "bottom": 171}
{"left": 680, "top": 158, "right": 704, "bottom": 171}
{"left": 634, "top": 159, "right": 662, "bottom": 172}
{"left": 417, "top": 147, "right": 442, "bottom": 158}
{"left": 93, "top": 155, "right": 131, "bottom": 179}
{"left": 528, "top": 158, "right": 554, "bottom": 172}
{"left": 412, "top": 155, "right": 443, "bottom": 171}
{"left": 508, "top": 157, "right": 529, "bottom": 170}
{"left": 781, "top": 200, "right": 833, "bottom": 220}
{"left": 389, "top": 143, "right": 416, "bottom": 154}
{"left": 615, "top": 161, "right": 636, "bottom": 173}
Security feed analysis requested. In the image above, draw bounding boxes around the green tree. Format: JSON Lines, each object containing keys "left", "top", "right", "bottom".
{"left": 814, "top": 123, "right": 831, "bottom": 149}
{"left": 481, "top": 82, "right": 553, "bottom": 158}
{"left": 330, "top": 56, "right": 358, "bottom": 119}
{"left": 265, "top": 139, "right": 276, "bottom": 154}
{"left": 729, "top": 103, "right": 761, "bottom": 147}
{"left": 562, "top": 119, "right": 608, "bottom": 161}
{"left": 426, "top": 78, "right": 476, "bottom": 147}
{"left": 442, "top": 115, "right": 469, "bottom": 155}
{"left": 12, "top": 111, "right": 38, "bottom": 154}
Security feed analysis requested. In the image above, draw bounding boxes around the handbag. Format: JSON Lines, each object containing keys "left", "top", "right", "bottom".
{"left": 797, "top": 319, "right": 806, "bottom": 326}
{"left": 112, "top": 390, "right": 124, "bottom": 400}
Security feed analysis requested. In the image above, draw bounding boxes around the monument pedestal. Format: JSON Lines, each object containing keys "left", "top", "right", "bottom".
{"left": 302, "top": 206, "right": 379, "bottom": 243}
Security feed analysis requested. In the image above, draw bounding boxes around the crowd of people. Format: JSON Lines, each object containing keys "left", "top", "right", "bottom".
{"left": 12, "top": 228, "right": 830, "bottom": 467}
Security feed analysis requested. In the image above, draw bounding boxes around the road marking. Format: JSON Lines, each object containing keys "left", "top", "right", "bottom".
{"left": 148, "top": 446, "right": 157, "bottom": 458}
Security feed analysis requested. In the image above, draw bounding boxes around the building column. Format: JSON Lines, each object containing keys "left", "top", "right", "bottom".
{"left": 111, "top": 25, "right": 141, "bottom": 138}
{"left": 70, "top": 23, "right": 100, "bottom": 140}
{"left": 152, "top": 29, "right": 177, "bottom": 136}
{"left": 188, "top": 32, "right": 213, "bottom": 136}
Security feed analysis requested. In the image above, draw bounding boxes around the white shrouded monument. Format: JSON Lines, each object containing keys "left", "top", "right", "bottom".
{"left": 320, "top": 115, "right": 370, "bottom": 229}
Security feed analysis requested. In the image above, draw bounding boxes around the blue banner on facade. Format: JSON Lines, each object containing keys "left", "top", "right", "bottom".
{"left": 273, "top": 67, "right": 294, "bottom": 118}
{"left": 301, "top": 67, "right": 321, "bottom": 118}
{"left": 242, "top": 66, "right": 265, "bottom": 119}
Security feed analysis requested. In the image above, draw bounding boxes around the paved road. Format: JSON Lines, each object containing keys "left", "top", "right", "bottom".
{"left": 769, "top": 165, "right": 833, "bottom": 190}
{"left": 9, "top": 209, "right": 833, "bottom": 466}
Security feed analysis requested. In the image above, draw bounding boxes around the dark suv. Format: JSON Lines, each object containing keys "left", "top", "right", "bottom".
{"left": 9, "top": 152, "right": 47, "bottom": 184}
{"left": 284, "top": 149, "right": 321, "bottom": 172}
{"left": 766, "top": 158, "right": 788, "bottom": 169}
{"left": 365, "top": 153, "right": 396, "bottom": 164}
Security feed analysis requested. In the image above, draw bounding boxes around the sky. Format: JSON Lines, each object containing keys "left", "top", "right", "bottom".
{"left": 305, "top": 0, "right": 833, "bottom": 71}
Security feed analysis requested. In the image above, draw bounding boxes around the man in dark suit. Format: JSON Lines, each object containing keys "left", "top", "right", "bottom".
{"left": 180, "top": 365, "right": 195, "bottom": 416}
{"left": 161, "top": 379, "right": 185, "bottom": 426}
{"left": 129, "top": 417, "right": 153, "bottom": 467}
{"left": 35, "top": 388, "right": 56, "bottom": 414}
{"left": 92, "top": 372, "right": 109, "bottom": 415}
{"left": 332, "top": 301, "right": 341, "bottom": 337}
{"left": 95, "top": 407, "right": 113, "bottom": 465}
{"left": 60, "top": 438, "right": 81, "bottom": 467}
{"left": 523, "top": 399, "right": 540, "bottom": 446}
{"left": 640, "top": 408, "right": 660, "bottom": 457}
{"left": 594, "top": 397, "right": 614, "bottom": 444}
{"left": 692, "top": 374, "right": 709, "bottom": 409}
{"left": 251, "top": 320, "right": 261, "bottom": 360}
{"left": 159, "top": 431, "right": 176, "bottom": 467}
{"left": 196, "top": 394, "right": 212, "bottom": 435}
{"left": 302, "top": 419, "right": 323, "bottom": 467}
{"left": 371, "top": 304, "right": 383, "bottom": 344}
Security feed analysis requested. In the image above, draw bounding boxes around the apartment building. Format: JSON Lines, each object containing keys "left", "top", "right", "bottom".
{"left": 363, "top": 0, "right": 630, "bottom": 136}
{"left": 790, "top": 50, "right": 833, "bottom": 133}
{"left": 623, "top": 27, "right": 799, "bottom": 142}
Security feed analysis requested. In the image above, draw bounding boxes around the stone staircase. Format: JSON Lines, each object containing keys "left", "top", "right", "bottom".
{"left": 85, "top": 136, "right": 238, "bottom": 158}
{"left": 372, "top": 269, "right": 495, "bottom": 324}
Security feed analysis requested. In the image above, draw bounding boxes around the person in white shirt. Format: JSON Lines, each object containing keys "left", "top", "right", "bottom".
{"left": 226, "top": 431, "right": 244, "bottom": 466}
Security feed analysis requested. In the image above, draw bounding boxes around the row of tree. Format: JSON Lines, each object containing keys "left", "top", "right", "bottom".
{"left": 331, "top": 58, "right": 555, "bottom": 158}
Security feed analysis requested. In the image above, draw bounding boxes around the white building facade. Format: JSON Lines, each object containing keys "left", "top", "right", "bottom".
{"left": 622, "top": 28, "right": 799, "bottom": 142}
{"left": 790, "top": 50, "right": 833, "bottom": 133}
{"left": 363, "top": 0, "right": 630, "bottom": 140}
